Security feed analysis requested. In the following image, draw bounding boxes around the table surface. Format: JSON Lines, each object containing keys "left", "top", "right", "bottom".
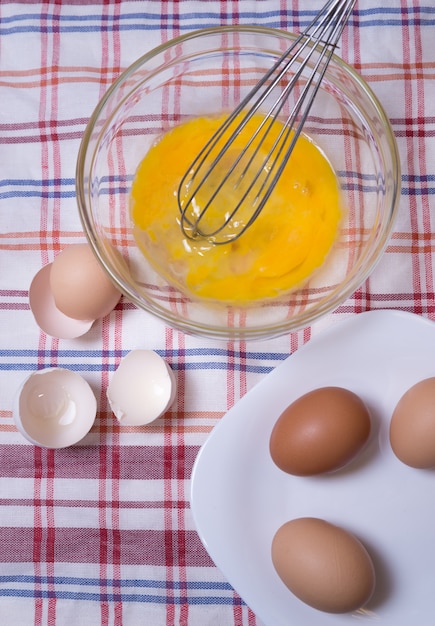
{"left": 0, "top": 1, "right": 433, "bottom": 625}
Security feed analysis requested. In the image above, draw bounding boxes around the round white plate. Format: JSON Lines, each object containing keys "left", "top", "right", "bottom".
{"left": 190, "top": 310, "right": 435, "bottom": 626}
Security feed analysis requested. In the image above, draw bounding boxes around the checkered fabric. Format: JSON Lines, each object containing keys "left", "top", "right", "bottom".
{"left": 0, "top": 1, "right": 433, "bottom": 625}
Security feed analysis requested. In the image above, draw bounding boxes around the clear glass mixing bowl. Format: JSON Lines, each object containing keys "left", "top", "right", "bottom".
{"left": 76, "top": 26, "right": 400, "bottom": 340}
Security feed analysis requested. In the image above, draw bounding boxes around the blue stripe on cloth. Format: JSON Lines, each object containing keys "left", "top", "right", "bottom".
{"left": 0, "top": 348, "right": 287, "bottom": 360}
{"left": 0, "top": 349, "right": 287, "bottom": 375}
{"left": 0, "top": 590, "right": 243, "bottom": 604}
{"left": 0, "top": 575, "right": 242, "bottom": 605}
{"left": 0, "top": 8, "right": 434, "bottom": 36}
{"left": 0, "top": 575, "right": 232, "bottom": 589}
{"left": 0, "top": 175, "right": 433, "bottom": 200}
{"left": 0, "top": 363, "right": 278, "bottom": 374}
{"left": 0, "top": 6, "right": 434, "bottom": 21}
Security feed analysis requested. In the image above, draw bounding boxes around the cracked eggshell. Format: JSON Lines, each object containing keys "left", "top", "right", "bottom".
{"left": 107, "top": 350, "right": 176, "bottom": 426}
{"left": 13, "top": 368, "right": 97, "bottom": 448}
{"left": 29, "top": 264, "right": 94, "bottom": 339}
{"left": 50, "top": 243, "right": 121, "bottom": 321}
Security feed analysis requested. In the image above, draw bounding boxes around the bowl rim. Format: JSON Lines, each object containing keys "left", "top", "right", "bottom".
{"left": 76, "top": 25, "right": 401, "bottom": 341}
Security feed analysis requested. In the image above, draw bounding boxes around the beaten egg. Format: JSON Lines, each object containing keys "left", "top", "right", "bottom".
{"left": 271, "top": 517, "right": 376, "bottom": 613}
{"left": 269, "top": 386, "right": 371, "bottom": 476}
{"left": 131, "top": 114, "right": 342, "bottom": 303}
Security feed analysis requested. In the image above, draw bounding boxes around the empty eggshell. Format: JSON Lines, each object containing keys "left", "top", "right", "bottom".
{"left": 29, "top": 264, "right": 94, "bottom": 339}
{"left": 13, "top": 368, "right": 97, "bottom": 448}
{"left": 107, "top": 350, "right": 176, "bottom": 426}
{"left": 390, "top": 377, "right": 435, "bottom": 468}
{"left": 50, "top": 243, "right": 121, "bottom": 321}
{"left": 271, "top": 517, "right": 376, "bottom": 613}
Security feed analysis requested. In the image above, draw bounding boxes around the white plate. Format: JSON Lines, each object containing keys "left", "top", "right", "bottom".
{"left": 190, "top": 310, "right": 435, "bottom": 626}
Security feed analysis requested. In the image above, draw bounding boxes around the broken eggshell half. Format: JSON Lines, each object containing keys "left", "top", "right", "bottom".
{"left": 13, "top": 367, "right": 97, "bottom": 448}
{"left": 29, "top": 264, "right": 94, "bottom": 339}
{"left": 29, "top": 244, "right": 121, "bottom": 339}
{"left": 107, "top": 350, "right": 177, "bottom": 426}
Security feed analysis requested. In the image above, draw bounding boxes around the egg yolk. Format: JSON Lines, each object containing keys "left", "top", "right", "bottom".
{"left": 130, "top": 114, "right": 342, "bottom": 303}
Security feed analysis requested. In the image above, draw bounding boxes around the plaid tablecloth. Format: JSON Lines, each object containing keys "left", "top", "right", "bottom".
{"left": 0, "top": 1, "right": 433, "bottom": 625}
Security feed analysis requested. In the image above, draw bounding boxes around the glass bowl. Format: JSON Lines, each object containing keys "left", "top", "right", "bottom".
{"left": 76, "top": 26, "right": 400, "bottom": 341}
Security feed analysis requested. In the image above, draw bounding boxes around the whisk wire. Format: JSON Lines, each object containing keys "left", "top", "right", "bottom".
{"left": 253, "top": 0, "right": 356, "bottom": 212}
{"left": 178, "top": 0, "right": 357, "bottom": 243}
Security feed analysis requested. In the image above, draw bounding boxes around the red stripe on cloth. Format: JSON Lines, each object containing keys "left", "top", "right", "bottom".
{"left": 33, "top": 446, "right": 44, "bottom": 626}
{"left": 0, "top": 444, "right": 201, "bottom": 479}
{"left": 399, "top": 0, "right": 430, "bottom": 316}
{"left": 34, "top": 7, "right": 61, "bottom": 619}
{"left": 47, "top": 10, "right": 61, "bottom": 623}
{"left": 3, "top": 0, "right": 117, "bottom": 4}
{"left": 288, "top": 325, "right": 312, "bottom": 356}
{"left": 0, "top": 498, "right": 191, "bottom": 509}
{"left": 341, "top": 0, "right": 361, "bottom": 69}
{"left": 175, "top": 330, "right": 189, "bottom": 625}
{"left": 413, "top": 11, "right": 433, "bottom": 304}
{"left": 0, "top": 526, "right": 213, "bottom": 566}
{"left": 47, "top": 448, "right": 57, "bottom": 625}
{"left": 112, "top": 293, "right": 125, "bottom": 624}
{"left": 97, "top": 2, "right": 123, "bottom": 621}
{"left": 163, "top": 325, "right": 190, "bottom": 624}
{"left": 158, "top": 3, "right": 191, "bottom": 618}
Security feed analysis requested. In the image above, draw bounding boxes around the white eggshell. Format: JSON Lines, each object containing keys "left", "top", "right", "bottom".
{"left": 13, "top": 368, "right": 97, "bottom": 448}
{"left": 107, "top": 350, "right": 176, "bottom": 426}
{"left": 29, "top": 264, "right": 94, "bottom": 339}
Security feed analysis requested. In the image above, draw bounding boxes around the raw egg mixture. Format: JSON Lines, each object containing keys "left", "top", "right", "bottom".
{"left": 130, "top": 113, "right": 342, "bottom": 303}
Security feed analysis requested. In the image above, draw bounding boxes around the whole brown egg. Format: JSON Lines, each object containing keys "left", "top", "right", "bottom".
{"left": 269, "top": 386, "right": 371, "bottom": 476}
{"left": 390, "top": 377, "right": 435, "bottom": 468}
{"left": 271, "top": 517, "right": 376, "bottom": 613}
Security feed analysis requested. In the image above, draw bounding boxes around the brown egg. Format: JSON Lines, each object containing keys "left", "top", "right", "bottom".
{"left": 271, "top": 517, "right": 376, "bottom": 613}
{"left": 390, "top": 377, "right": 435, "bottom": 468}
{"left": 50, "top": 243, "right": 121, "bottom": 321}
{"left": 269, "top": 386, "right": 371, "bottom": 476}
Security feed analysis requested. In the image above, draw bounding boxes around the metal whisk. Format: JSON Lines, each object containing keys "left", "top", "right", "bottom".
{"left": 177, "top": 0, "right": 356, "bottom": 244}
